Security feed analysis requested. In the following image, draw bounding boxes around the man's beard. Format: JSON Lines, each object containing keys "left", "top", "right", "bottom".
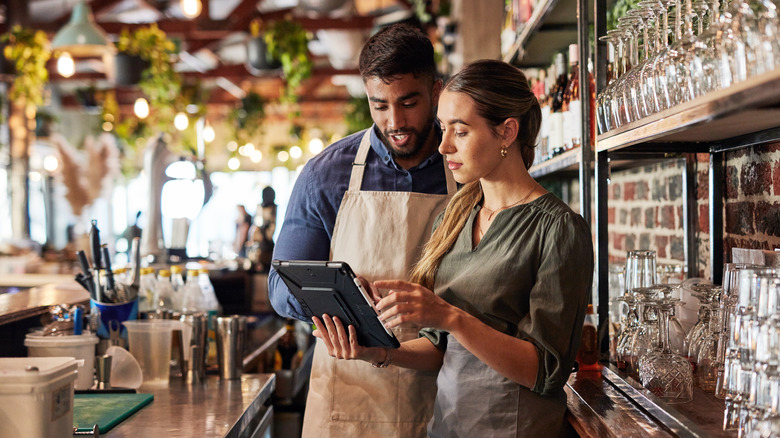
{"left": 377, "top": 118, "right": 434, "bottom": 160}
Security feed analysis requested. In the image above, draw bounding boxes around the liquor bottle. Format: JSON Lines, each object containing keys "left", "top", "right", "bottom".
{"left": 548, "top": 52, "right": 568, "bottom": 156}
{"left": 562, "top": 43, "right": 596, "bottom": 151}
{"left": 274, "top": 319, "right": 302, "bottom": 370}
{"left": 577, "top": 304, "right": 601, "bottom": 372}
{"left": 532, "top": 69, "right": 547, "bottom": 165}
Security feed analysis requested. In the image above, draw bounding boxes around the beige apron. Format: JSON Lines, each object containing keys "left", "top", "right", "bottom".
{"left": 302, "top": 130, "right": 456, "bottom": 438}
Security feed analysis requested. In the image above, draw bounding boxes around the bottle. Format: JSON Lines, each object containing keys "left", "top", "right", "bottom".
{"left": 577, "top": 304, "right": 600, "bottom": 372}
{"left": 170, "top": 265, "right": 185, "bottom": 310}
{"left": 156, "top": 269, "right": 176, "bottom": 312}
{"left": 198, "top": 268, "right": 220, "bottom": 366}
{"left": 181, "top": 269, "right": 206, "bottom": 313}
{"left": 274, "top": 319, "right": 302, "bottom": 370}
{"left": 562, "top": 44, "right": 596, "bottom": 151}
{"left": 535, "top": 69, "right": 551, "bottom": 164}
{"left": 137, "top": 267, "right": 157, "bottom": 313}
{"left": 548, "top": 52, "right": 568, "bottom": 156}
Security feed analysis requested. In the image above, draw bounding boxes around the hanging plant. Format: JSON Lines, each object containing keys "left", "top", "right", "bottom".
{"left": 228, "top": 91, "right": 266, "bottom": 145}
{"left": 263, "top": 20, "right": 313, "bottom": 104}
{"left": 116, "top": 24, "right": 181, "bottom": 118}
{"left": 1, "top": 25, "right": 52, "bottom": 109}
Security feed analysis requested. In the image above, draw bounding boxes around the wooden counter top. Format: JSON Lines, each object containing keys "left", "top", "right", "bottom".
{"left": 566, "top": 364, "right": 736, "bottom": 438}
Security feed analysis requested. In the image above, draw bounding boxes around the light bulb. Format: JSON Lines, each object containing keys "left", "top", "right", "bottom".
{"left": 57, "top": 53, "right": 75, "bottom": 78}
{"left": 308, "top": 138, "right": 324, "bottom": 154}
{"left": 181, "top": 0, "right": 202, "bottom": 18}
{"left": 134, "top": 98, "right": 150, "bottom": 119}
{"left": 278, "top": 151, "right": 289, "bottom": 162}
{"left": 174, "top": 112, "right": 189, "bottom": 131}
{"left": 290, "top": 145, "right": 302, "bottom": 159}
{"left": 250, "top": 150, "right": 263, "bottom": 163}
{"left": 43, "top": 155, "right": 59, "bottom": 172}
{"left": 203, "top": 124, "right": 215, "bottom": 143}
{"left": 228, "top": 157, "right": 241, "bottom": 170}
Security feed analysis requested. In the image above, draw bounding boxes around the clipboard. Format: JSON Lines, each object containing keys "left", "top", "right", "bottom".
{"left": 272, "top": 260, "right": 400, "bottom": 348}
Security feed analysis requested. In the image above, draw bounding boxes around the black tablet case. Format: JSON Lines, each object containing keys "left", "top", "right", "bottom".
{"left": 272, "top": 260, "right": 400, "bottom": 348}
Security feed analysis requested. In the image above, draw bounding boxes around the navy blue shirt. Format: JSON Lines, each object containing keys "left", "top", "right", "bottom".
{"left": 268, "top": 125, "right": 447, "bottom": 320}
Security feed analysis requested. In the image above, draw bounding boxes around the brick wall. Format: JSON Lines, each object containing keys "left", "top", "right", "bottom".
{"left": 607, "top": 159, "right": 687, "bottom": 268}
{"left": 601, "top": 142, "right": 780, "bottom": 280}
{"left": 718, "top": 142, "right": 780, "bottom": 261}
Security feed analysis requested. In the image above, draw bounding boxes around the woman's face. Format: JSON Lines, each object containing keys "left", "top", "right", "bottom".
{"left": 437, "top": 90, "right": 503, "bottom": 185}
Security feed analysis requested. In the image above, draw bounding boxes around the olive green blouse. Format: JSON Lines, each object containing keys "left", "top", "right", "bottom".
{"left": 420, "top": 192, "right": 594, "bottom": 396}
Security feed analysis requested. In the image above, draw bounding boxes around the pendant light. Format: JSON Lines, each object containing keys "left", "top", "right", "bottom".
{"left": 51, "top": 0, "right": 112, "bottom": 57}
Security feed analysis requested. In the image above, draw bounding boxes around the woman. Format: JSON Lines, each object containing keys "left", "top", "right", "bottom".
{"left": 314, "top": 60, "right": 594, "bottom": 437}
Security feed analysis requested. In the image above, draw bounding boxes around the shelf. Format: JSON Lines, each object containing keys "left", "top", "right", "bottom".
{"left": 597, "top": 68, "right": 780, "bottom": 152}
{"left": 529, "top": 148, "right": 581, "bottom": 178}
{"left": 502, "top": 0, "right": 589, "bottom": 68}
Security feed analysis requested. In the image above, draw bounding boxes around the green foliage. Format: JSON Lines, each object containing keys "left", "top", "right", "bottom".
{"left": 264, "top": 20, "right": 313, "bottom": 104}
{"left": 117, "top": 24, "right": 181, "bottom": 115}
{"left": 228, "top": 91, "right": 266, "bottom": 145}
{"left": 1, "top": 25, "right": 52, "bottom": 109}
{"left": 344, "top": 96, "right": 373, "bottom": 133}
{"left": 607, "top": 0, "right": 639, "bottom": 31}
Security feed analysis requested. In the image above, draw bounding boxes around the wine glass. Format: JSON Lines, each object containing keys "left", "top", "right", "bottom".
{"left": 663, "top": 0, "right": 710, "bottom": 106}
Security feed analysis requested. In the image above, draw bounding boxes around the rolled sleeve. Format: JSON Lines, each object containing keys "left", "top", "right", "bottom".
{"left": 520, "top": 212, "right": 593, "bottom": 396}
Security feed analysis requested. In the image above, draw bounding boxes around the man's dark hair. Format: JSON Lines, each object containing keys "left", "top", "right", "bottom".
{"left": 358, "top": 23, "right": 437, "bottom": 84}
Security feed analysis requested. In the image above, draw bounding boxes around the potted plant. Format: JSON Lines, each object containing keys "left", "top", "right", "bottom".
{"left": 247, "top": 19, "right": 281, "bottom": 72}
{"left": 253, "top": 19, "right": 313, "bottom": 104}
{"left": 228, "top": 91, "right": 266, "bottom": 146}
{"left": 114, "top": 23, "right": 181, "bottom": 112}
{"left": 1, "top": 25, "right": 52, "bottom": 110}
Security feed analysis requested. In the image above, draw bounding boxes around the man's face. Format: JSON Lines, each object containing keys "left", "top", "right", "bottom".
{"left": 364, "top": 74, "right": 441, "bottom": 164}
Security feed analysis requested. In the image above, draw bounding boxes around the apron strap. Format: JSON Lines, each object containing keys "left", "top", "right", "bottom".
{"left": 348, "top": 130, "right": 373, "bottom": 192}
{"left": 349, "top": 128, "right": 458, "bottom": 195}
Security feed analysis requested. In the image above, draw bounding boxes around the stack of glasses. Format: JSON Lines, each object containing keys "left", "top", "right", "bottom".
{"left": 719, "top": 264, "right": 780, "bottom": 436}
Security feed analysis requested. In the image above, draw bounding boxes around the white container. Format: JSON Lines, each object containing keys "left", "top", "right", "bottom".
{"left": 0, "top": 357, "right": 78, "bottom": 438}
{"left": 25, "top": 332, "right": 98, "bottom": 390}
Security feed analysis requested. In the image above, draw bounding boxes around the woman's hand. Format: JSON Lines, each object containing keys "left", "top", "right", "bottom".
{"left": 312, "top": 315, "right": 386, "bottom": 364}
{"left": 357, "top": 275, "right": 382, "bottom": 304}
{"left": 373, "top": 280, "right": 459, "bottom": 331}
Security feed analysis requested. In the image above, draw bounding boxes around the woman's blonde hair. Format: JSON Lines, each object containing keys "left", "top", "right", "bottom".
{"left": 409, "top": 60, "right": 542, "bottom": 289}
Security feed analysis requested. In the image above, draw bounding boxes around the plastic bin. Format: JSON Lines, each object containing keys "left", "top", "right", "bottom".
{"left": 0, "top": 357, "right": 79, "bottom": 438}
{"left": 25, "top": 332, "right": 98, "bottom": 390}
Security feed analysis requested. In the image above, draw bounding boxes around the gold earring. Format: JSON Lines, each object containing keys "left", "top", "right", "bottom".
{"left": 500, "top": 147, "right": 508, "bottom": 158}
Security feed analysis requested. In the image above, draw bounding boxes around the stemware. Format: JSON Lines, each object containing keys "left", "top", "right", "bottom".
{"left": 639, "top": 296, "right": 694, "bottom": 403}
{"left": 597, "top": 29, "right": 623, "bottom": 134}
{"left": 614, "top": 14, "right": 643, "bottom": 126}
{"left": 663, "top": 0, "right": 710, "bottom": 106}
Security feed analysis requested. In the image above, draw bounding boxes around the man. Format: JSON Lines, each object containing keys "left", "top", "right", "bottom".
{"left": 268, "top": 24, "right": 455, "bottom": 437}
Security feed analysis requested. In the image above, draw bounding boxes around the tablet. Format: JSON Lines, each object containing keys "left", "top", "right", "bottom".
{"left": 272, "top": 260, "right": 400, "bottom": 348}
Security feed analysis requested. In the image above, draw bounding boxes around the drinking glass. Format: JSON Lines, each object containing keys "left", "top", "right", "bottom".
{"left": 626, "top": 250, "right": 658, "bottom": 294}
{"left": 639, "top": 296, "right": 694, "bottom": 403}
{"left": 716, "top": 263, "right": 758, "bottom": 399}
{"left": 696, "top": 303, "right": 722, "bottom": 392}
{"left": 630, "top": 287, "right": 660, "bottom": 379}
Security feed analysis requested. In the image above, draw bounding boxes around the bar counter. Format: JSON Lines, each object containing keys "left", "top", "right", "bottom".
{"left": 98, "top": 374, "right": 275, "bottom": 438}
{"left": 566, "top": 364, "right": 735, "bottom": 438}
